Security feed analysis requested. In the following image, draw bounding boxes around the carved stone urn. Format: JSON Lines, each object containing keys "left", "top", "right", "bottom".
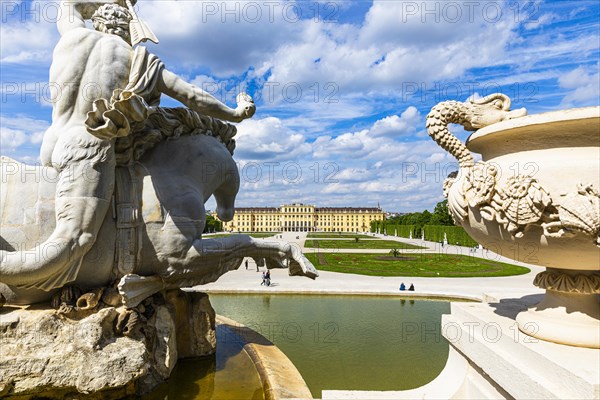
{"left": 427, "top": 94, "right": 600, "bottom": 348}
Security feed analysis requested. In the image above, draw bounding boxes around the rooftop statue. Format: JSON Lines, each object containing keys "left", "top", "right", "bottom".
{"left": 0, "top": 0, "right": 317, "bottom": 308}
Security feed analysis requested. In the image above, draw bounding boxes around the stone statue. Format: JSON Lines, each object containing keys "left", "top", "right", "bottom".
{"left": 0, "top": 0, "right": 317, "bottom": 308}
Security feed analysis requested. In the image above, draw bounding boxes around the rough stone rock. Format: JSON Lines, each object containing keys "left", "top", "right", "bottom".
{"left": 0, "top": 290, "right": 216, "bottom": 399}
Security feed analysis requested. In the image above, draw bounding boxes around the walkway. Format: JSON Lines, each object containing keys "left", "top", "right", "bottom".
{"left": 198, "top": 232, "right": 545, "bottom": 302}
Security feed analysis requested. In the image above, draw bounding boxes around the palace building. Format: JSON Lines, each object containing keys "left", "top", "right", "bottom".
{"left": 216, "top": 203, "right": 385, "bottom": 233}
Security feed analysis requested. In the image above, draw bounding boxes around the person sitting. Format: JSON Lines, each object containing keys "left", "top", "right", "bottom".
{"left": 408, "top": 283, "right": 415, "bottom": 291}
{"left": 399, "top": 283, "right": 406, "bottom": 291}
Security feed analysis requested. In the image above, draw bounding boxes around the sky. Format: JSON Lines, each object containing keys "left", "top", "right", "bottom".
{"left": 1, "top": 0, "right": 599, "bottom": 213}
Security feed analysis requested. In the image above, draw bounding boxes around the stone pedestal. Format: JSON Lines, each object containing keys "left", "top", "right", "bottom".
{"left": 442, "top": 300, "right": 600, "bottom": 399}
{"left": 516, "top": 269, "right": 600, "bottom": 348}
{"left": 0, "top": 290, "right": 215, "bottom": 399}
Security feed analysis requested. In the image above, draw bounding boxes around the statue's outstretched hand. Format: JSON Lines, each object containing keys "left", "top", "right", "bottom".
{"left": 234, "top": 93, "right": 256, "bottom": 122}
{"left": 247, "top": 238, "right": 318, "bottom": 279}
{"left": 288, "top": 252, "right": 319, "bottom": 279}
{"left": 262, "top": 242, "right": 318, "bottom": 279}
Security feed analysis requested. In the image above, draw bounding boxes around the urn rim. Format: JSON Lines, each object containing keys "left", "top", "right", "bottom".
{"left": 467, "top": 106, "right": 600, "bottom": 155}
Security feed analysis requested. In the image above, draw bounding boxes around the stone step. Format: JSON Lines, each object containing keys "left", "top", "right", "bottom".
{"left": 443, "top": 302, "right": 599, "bottom": 399}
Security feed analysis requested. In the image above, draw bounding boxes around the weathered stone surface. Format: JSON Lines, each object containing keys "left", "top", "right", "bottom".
{"left": 1, "top": 307, "right": 142, "bottom": 399}
{"left": 165, "top": 290, "right": 216, "bottom": 359}
{"left": 0, "top": 290, "right": 216, "bottom": 399}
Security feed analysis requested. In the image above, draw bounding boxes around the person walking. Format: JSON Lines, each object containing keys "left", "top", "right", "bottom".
{"left": 245, "top": 259, "right": 248, "bottom": 270}
{"left": 261, "top": 271, "right": 266, "bottom": 286}
{"left": 265, "top": 270, "right": 271, "bottom": 287}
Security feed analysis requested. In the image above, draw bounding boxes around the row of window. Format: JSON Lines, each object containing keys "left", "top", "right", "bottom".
{"left": 234, "top": 215, "right": 382, "bottom": 219}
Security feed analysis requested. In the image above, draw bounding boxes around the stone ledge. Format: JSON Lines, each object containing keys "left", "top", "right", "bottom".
{"left": 202, "top": 289, "right": 482, "bottom": 303}
{"left": 216, "top": 315, "right": 313, "bottom": 400}
{"left": 443, "top": 300, "right": 600, "bottom": 399}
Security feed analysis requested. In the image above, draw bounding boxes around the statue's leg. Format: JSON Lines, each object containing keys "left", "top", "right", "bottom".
{"left": 164, "top": 235, "right": 314, "bottom": 286}
{"left": 0, "top": 143, "right": 114, "bottom": 290}
{"left": 212, "top": 164, "right": 240, "bottom": 222}
{"left": 120, "top": 233, "right": 317, "bottom": 307}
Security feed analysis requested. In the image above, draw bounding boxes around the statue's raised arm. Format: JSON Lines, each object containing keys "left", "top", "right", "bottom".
{"left": 158, "top": 71, "right": 256, "bottom": 123}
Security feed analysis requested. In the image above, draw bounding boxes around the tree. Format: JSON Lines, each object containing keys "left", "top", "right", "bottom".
{"left": 430, "top": 200, "right": 454, "bottom": 226}
{"left": 417, "top": 210, "right": 432, "bottom": 227}
{"left": 203, "top": 214, "right": 223, "bottom": 233}
{"left": 387, "top": 200, "right": 453, "bottom": 227}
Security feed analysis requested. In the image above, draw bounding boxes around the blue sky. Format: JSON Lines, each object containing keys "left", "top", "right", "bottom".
{"left": 1, "top": 0, "right": 599, "bottom": 212}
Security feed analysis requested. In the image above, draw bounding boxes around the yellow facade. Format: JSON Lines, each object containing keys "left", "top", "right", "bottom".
{"left": 217, "top": 203, "right": 385, "bottom": 233}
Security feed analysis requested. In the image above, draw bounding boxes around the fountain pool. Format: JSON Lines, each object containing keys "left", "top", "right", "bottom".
{"left": 210, "top": 294, "right": 453, "bottom": 398}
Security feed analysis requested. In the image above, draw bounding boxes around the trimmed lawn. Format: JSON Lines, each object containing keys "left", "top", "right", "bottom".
{"left": 204, "top": 233, "right": 280, "bottom": 238}
{"left": 203, "top": 234, "right": 234, "bottom": 238}
{"left": 307, "top": 233, "right": 376, "bottom": 239}
{"left": 304, "top": 252, "right": 530, "bottom": 277}
{"left": 304, "top": 239, "right": 425, "bottom": 250}
{"left": 249, "top": 233, "right": 281, "bottom": 238}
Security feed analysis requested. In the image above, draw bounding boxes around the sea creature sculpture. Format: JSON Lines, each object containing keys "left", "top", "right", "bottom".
{"left": 0, "top": 108, "right": 317, "bottom": 308}
{"left": 426, "top": 94, "right": 600, "bottom": 246}
{"left": 426, "top": 93, "right": 529, "bottom": 228}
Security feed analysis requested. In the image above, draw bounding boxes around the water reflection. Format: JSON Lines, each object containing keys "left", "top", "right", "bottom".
{"left": 144, "top": 324, "right": 264, "bottom": 400}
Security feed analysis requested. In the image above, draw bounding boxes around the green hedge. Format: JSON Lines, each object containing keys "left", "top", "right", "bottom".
{"left": 383, "top": 224, "right": 415, "bottom": 238}
{"left": 422, "top": 225, "right": 479, "bottom": 247}
{"left": 371, "top": 221, "right": 415, "bottom": 237}
{"left": 370, "top": 221, "right": 478, "bottom": 247}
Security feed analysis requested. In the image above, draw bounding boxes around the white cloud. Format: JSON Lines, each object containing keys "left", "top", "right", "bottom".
{"left": 559, "top": 65, "right": 600, "bottom": 106}
{"left": 0, "top": 1, "right": 59, "bottom": 64}
{"left": 370, "top": 107, "right": 420, "bottom": 137}
{"left": 335, "top": 167, "right": 377, "bottom": 183}
{"left": 312, "top": 107, "right": 428, "bottom": 159}
{"left": 206, "top": 105, "right": 460, "bottom": 211}
{"left": 262, "top": 0, "right": 519, "bottom": 98}
{"left": 0, "top": 127, "right": 28, "bottom": 150}
{"left": 0, "top": 115, "right": 49, "bottom": 153}
{"left": 139, "top": 0, "right": 305, "bottom": 76}
{"left": 234, "top": 116, "right": 312, "bottom": 161}
{"left": 524, "top": 12, "right": 558, "bottom": 30}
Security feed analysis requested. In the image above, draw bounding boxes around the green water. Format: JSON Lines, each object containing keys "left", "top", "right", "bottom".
{"left": 210, "top": 294, "right": 451, "bottom": 398}
{"left": 144, "top": 324, "right": 264, "bottom": 400}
